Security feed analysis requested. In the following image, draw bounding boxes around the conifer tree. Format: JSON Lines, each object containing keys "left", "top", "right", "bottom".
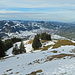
{"left": 12, "top": 44, "right": 19, "bottom": 55}
{"left": 19, "top": 41, "right": 26, "bottom": 53}
{"left": 12, "top": 41, "right": 26, "bottom": 55}
{"left": 0, "top": 35, "right": 6, "bottom": 57}
{"left": 0, "top": 39, "right": 5, "bottom": 57}
{"left": 32, "top": 35, "right": 42, "bottom": 50}
{"left": 41, "top": 32, "right": 51, "bottom": 40}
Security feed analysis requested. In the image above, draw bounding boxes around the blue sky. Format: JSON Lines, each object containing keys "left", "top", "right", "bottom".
{"left": 0, "top": 0, "right": 75, "bottom": 22}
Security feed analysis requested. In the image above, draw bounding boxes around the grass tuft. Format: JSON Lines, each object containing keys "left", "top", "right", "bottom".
{"left": 42, "top": 45, "right": 52, "bottom": 51}
{"left": 70, "top": 48, "right": 75, "bottom": 53}
{"left": 41, "top": 40, "right": 50, "bottom": 43}
{"left": 26, "top": 69, "right": 42, "bottom": 75}
{"left": 51, "top": 50, "right": 57, "bottom": 53}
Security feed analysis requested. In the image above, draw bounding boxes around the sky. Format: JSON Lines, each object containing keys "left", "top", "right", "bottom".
{"left": 0, "top": 0, "right": 75, "bottom": 22}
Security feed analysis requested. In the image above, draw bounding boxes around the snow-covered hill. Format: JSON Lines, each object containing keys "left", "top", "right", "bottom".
{"left": 0, "top": 39, "right": 75, "bottom": 75}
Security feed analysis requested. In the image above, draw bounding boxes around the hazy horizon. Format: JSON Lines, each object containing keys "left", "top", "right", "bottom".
{"left": 0, "top": 0, "right": 75, "bottom": 22}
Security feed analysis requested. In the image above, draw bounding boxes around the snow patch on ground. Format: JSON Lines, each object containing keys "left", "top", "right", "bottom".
{"left": 0, "top": 45, "right": 75, "bottom": 75}
{"left": 1, "top": 39, "right": 75, "bottom": 75}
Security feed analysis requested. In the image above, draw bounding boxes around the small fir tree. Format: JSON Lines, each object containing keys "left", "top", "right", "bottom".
{"left": 12, "top": 44, "right": 19, "bottom": 55}
{"left": 19, "top": 41, "right": 26, "bottom": 53}
{"left": 12, "top": 41, "right": 26, "bottom": 55}
{"left": 32, "top": 35, "right": 42, "bottom": 50}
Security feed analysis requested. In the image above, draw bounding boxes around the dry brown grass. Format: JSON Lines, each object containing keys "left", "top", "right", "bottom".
{"left": 42, "top": 45, "right": 52, "bottom": 51}
{"left": 0, "top": 57, "right": 4, "bottom": 60}
{"left": 15, "top": 72, "right": 19, "bottom": 74}
{"left": 10, "top": 72, "right": 13, "bottom": 74}
{"left": 41, "top": 40, "right": 48, "bottom": 43}
{"left": 34, "top": 45, "right": 52, "bottom": 51}
{"left": 52, "top": 40, "right": 75, "bottom": 49}
{"left": 26, "top": 39, "right": 50, "bottom": 45}
{"left": 26, "top": 69, "right": 42, "bottom": 75}
{"left": 45, "top": 54, "right": 74, "bottom": 62}
{"left": 0, "top": 56, "right": 15, "bottom": 60}
{"left": 28, "top": 40, "right": 33, "bottom": 44}
{"left": 30, "top": 50, "right": 34, "bottom": 53}
{"left": 28, "top": 53, "right": 74, "bottom": 65}
{"left": 34, "top": 48, "right": 43, "bottom": 50}
{"left": 25, "top": 40, "right": 33, "bottom": 45}
{"left": 33, "top": 59, "right": 40, "bottom": 64}
{"left": 51, "top": 50, "right": 57, "bottom": 53}
{"left": 33, "top": 45, "right": 52, "bottom": 51}
{"left": 41, "top": 40, "right": 52, "bottom": 43}
{"left": 6, "top": 69, "right": 12, "bottom": 72}
{"left": 70, "top": 48, "right": 75, "bottom": 53}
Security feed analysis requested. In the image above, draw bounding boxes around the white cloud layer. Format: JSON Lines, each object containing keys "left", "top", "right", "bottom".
{"left": 0, "top": 0, "right": 75, "bottom": 22}
{"left": 0, "top": 0, "right": 75, "bottom": 8}
{"left": 0, "top": 11, "right": 75, "bottom": 22}
{"left": 0, "top": 10, "right": 24, "bottom": 13}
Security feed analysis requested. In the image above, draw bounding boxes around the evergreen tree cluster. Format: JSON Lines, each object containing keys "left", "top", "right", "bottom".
{"left": 41, "top": 32, "right": 51, "bottom": 40}
{"left": 4, "top": 39, "right": 13, "bottom": 51}
{"left": 12, "top": 41, "right": 26, "bottom": 55}
{"left": 11, "top": 37, "right": 21, "bottom": 43}
{"left": 4, "top": 37, "right": 21, "bottom": 51}
{"left": 0, "top": 37, "right": 22, "bottom": 57}
{"left": 0, "top": 37, "right": 13, "bottom": 57}
{"left": 32, "top": 32, "right": 51, "bottom": 50}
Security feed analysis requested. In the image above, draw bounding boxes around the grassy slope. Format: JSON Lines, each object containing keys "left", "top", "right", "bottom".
{"left": 26, "top": 39, "right": 75, "bottom": 51}
{"left": 52, "top": 40, "right": 75, "bottom": 49}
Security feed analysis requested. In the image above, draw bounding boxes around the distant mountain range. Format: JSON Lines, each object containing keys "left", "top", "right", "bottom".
{"left": 0, "top": 20, "right": 75, "bottom": 39}
{"left": 0, "top": 20, "right": 40, "bottom": 37}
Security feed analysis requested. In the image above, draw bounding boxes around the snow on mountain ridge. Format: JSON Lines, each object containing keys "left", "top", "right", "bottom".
{"left": 0, "top": 21, "right": 41, "bottom": 38}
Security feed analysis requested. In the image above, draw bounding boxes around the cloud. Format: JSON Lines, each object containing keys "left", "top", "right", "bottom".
{"left": 0, "top": 11, "right": 75, "bottom": 22}
{"left": 0, "top": 0, "right": 75, "bottom": 8}
{"left": 0, "top": 0, "right": 75, "bottom": 22}
{"left": 0, "top": 10, "right": 24, "bottom": 13}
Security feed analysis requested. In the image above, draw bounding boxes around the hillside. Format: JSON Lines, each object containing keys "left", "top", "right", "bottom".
{"left": 0, "top": 20, "right": 75, "bottom": 74}
{"left": 0, "top": 38, "right": 75, "bottom": 75}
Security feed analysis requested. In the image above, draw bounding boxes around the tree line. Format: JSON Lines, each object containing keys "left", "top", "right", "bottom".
{"left": 0, "top": 32, "right": 51, "bottom": 57}
{"left": 0, "top": 37, "right": 21, "bottom": 57}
